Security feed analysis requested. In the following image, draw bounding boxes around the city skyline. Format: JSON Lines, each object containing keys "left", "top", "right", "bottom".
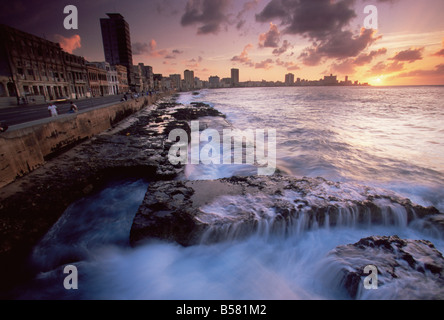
{"left": 0, "top": 0, "right": 443, "bottom": 86}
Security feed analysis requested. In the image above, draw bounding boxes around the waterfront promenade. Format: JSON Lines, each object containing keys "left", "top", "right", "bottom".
{"left": 0, "top": 95, "right": 127, "bottom": 129}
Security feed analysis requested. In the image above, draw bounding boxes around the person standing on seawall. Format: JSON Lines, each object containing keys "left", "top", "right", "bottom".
{"left": 48, "top": 104, "right": 58, "bottom": 117}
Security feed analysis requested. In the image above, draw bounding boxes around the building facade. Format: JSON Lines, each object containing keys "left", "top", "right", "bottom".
{"left": 0, "top": 24, "right": 71, "bottom": 104}
{"left": 139, "top": 63, "right": 154, "bottom": 92}
{"left": 231, "top": 68, "right": 239, "bottom": 87}
{"left": 184, "top": 70, "right": 194, "bottom": 91}
{"left": 63, "top": 52, "right": 89, "bottom": 100}
{"left": 209, "top": 76, "right": 220, "bottom": 88}
{"left": 90, "top": 61, "right": 119, "bottom": 95}
{"left": 130, "top": 64, "right": 143, "bottom": 93}
{"left": 285, "top": 73, "right": 295, "bottom": 86}
{"left": 115, "top": 64, "right": 129, "bottom": 94}
{"left": 100, "top": 14, "right": 133, "bottom": 86}
{"left": 169, "top": 74, "right": 181, "bottom": 91}
{"left": 86, "top": 64, "right": 109, "bottom": 97}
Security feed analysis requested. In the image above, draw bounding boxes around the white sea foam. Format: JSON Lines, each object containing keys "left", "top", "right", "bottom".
{"left": 18, "top": 87, "right": 444, "bottom": 300}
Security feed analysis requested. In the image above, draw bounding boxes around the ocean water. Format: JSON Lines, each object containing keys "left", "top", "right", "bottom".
{"left": 19, "top": 87, "right": 444, "bottom": 300}
{"left": 179, "top": 87, "right": 444, "bottom": 212}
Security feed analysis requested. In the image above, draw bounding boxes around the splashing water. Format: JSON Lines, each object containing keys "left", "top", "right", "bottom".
{"left": 18, "top": 87, "right": 444, "bottom": 300}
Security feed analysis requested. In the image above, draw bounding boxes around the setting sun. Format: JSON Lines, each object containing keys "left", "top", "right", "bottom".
{"left": 369, "top": 76, "right": 385, "bottom": 86}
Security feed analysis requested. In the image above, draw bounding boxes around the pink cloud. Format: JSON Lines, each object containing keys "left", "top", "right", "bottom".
{"left": 55, "top": 34, "right": 81, "bottom": 54}
{"left": 231, "top": 44, "right": 254, "bottom": 67}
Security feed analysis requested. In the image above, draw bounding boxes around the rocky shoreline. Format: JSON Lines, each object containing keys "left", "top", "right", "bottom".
{"left": 0, "top": 94, "right": 443, "bottom": 299}
{"left": 0, "top": 96, "right": 225, "bottom": 297}
{"left": 129, "top": 176, "right": 441, "bottom": 247}
{"left": 325, "top": 236, "right": 444, "bottom": 299}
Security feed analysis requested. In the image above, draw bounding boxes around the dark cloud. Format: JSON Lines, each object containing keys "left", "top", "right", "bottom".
{"left": 299, "top": 48, "right": 323, "bottom": 66}
{"left": 258, "top": 23, "right": 281, "bottom": 48}
{"left": 432, "top": 39, "right": 444, "bottom": 57}
{"left": 370, "top": 60, "right": 404, "bottom": 75}
{"left": 132, "top": 40, "right": 168, "bottom": 57}
{"left": 255, "top": 58, "right": 274, "bottom": 69}
{"left": 272, "top": 40, "right": 293, "bottom": 56}
{"left": 329, "top": 48, "right": 387, "bottom": 74}
{"left": 231, "top": 44, "right": 254, "bottom": 67}
{"left": 236, "top": 20, "right": 246, "bottom": 30}
{"left": 236, "top": 0, "right": 259, "bottom": 30}
{"left": 395, "top": 64, "right": 444, "bottom": 78}
{"left": 181, "top": 0, "right": 231, "bottom": 35}
{"left": 317, "top": 29, "right": 381, "bottom": 59}
{"left": 275, "top": 58, "right": 299, "bottom": 71}
{"left": 132, "top": 42, "right": 151, "bottom": 55}
{"left": 354, "top": 48, "right": 387, "bottom": 65}
{"left": 256, "top": 0, "right": 356, "bottom": 40}
{"left": 256, "top": 0, "right": 384, "bottom": 67}
{"left": 331, "top": 59, "right": 356, "bottom": 75}
{"left": 433, "top": 49, "right": 444, "bottom": 57}
{"left": 390, "top": 48, "right": 424, "bottom": 63}
{"left": 299, "top": 28, "right": 381, "bottom": 66}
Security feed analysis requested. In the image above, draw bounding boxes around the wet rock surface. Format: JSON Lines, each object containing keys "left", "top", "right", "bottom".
{"left": 1, "top": 93, "right": 444, "bottom": 300}
{"left": 0, "top": 98, "right": 225, "bottom": 297}
{"left": 130, "top": 175, "right": 442, "bottom": 247}
{"left": 325, "top": 236, "right": 444, "bottom": 300}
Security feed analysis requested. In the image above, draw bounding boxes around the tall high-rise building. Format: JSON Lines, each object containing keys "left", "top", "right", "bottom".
{"left": 285, "top": 73, "right": 295, "bottom": 86}
{"left": 100, "top": 13, "right": 133, "bottom": 84}
{"left": 184, "top": 70, "right": 194, "bottom": 90}
{"left": 231, "top": 68, "right": 239, "bottom": 86}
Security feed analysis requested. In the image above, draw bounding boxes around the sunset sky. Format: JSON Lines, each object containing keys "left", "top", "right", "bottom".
{"left": 1, "top": 0, "right": 443, "bottom": 85}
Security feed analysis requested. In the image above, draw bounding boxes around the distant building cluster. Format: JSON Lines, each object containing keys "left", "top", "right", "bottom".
{"left": 0, "top": 13, "right": 369, "bottom": 108}
{"left": 282, "top": 73, "right": 369, "bottom": 87}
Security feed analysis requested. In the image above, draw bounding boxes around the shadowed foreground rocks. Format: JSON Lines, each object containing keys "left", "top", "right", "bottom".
{"left": 130, "top": 176, "right": 442, "bottom": 247}
{"left": 0, "top": 99, "right": 226, "bottom": 298}
{"left": 325, "top": 236, "right": 444, "bottom": 300}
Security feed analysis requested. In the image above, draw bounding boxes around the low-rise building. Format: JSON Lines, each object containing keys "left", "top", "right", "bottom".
{"left": 139, "top": 63, "right": 154, "bottom": 92}
{"left": 130, "top": 64, "right": 143, "bottom": 93}
{"left": 209, "top": 76, "right": 220, "bottom": 88}
{"left": 0, "top": 24, "right": 70, "bottom": 105}
{"left": 169, "top": 74, "right": 181, "bottom": 91}
{"left": 115, "top": 64, "right": 129, "bottom": 94}
{"left": 63, "top": 52, "right": 88, "bottom": 100}
{"left": 86, "top": 63, "right": 108, "bottom": 97}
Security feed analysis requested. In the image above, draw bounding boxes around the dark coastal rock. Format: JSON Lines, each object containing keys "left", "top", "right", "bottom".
{"left": 411, "top": 215, "right": 444, "bottom": 238}
{"left": 130, "top": 176, "right": 442, "bottom": 247}
{"left": 0, "top": 98, "right": 226, "bottom": 297}
{"left": 325, "top": 236, "right": 444, "bottom": 300}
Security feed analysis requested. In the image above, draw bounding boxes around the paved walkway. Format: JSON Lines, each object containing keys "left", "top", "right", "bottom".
{"left": 0, "top": 95, "right": 127, "bottom": 130}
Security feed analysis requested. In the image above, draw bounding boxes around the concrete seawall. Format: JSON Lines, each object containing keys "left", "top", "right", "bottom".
{"left": 0, "top": 94, "right": 168, "bottom": 189}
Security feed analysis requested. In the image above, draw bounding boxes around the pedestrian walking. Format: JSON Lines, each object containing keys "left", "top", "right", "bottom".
{"left": 48, "top": 104, "right": 58, "bottom": 117}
